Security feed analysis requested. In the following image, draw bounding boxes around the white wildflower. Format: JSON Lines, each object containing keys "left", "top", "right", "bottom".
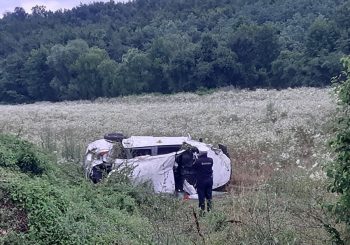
{"left": 0, "top": 87, "right": 336, "bottom": 165}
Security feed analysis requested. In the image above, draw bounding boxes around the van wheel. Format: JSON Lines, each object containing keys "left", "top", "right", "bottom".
{"left": 104, "top": 132, "right": 125, "bottom": 142}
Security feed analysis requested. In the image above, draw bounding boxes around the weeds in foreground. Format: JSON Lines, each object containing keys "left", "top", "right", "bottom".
{"left": 0, "top": 134, "right": 347, "bottom": 244}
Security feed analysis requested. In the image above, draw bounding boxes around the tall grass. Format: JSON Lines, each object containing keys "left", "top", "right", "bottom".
{"left": 0, "top": 88, "right": 336, "bottom": 164}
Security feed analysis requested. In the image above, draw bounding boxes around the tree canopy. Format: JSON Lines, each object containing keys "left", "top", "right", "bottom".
{"left": 0, "top": 0, "right": 349, "bottom": 103}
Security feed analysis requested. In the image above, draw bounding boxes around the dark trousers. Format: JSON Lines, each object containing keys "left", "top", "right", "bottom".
{"left": 197, "top": 179, "right": 213, "bottom": 211}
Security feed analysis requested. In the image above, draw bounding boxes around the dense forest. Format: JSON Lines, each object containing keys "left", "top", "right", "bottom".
{"left": 0, "top": 0, "right": 349, "bottom": 103}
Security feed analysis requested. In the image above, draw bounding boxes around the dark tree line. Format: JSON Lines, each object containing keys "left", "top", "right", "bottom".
{"left": 0, "top": 0, "right": 350, "bottom": 103}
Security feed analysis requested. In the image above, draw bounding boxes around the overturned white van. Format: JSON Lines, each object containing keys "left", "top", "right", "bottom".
{"left": 83, "top": 133, "right": 231, "bottom": 196}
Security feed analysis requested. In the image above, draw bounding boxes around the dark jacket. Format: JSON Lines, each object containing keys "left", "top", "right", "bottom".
{"left": 176, "top": 150, "right": 195, "bottom": 175}
{"left": 193, "top": 153, "right": 213, "bottom": 184}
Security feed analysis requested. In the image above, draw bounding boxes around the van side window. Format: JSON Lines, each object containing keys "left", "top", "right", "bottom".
{"left": 131, "top": 148, "right": 152, "bottom": 157}
{"left": 157, "top": 145, "right": 181, "bottom": 155}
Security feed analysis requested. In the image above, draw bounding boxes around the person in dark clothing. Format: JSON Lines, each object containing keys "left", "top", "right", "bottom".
{"left": 175, "top": 148, "right": 197, "bottom": 192}
{"left": 193, "top": 150, "right": 213, "bottom": 213}
{"left": 180, "top": 149, "right": 196, "bottom": 185}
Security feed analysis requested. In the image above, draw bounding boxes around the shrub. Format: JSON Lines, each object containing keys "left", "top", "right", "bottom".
{"left": 0, "top": 134, "right": 48, "bottom": 175}
{"left": 327, "top": 56, "right": 350, "bottom": 243}
{"left": 10, "top": 179, "right": 70, "bottom": 244}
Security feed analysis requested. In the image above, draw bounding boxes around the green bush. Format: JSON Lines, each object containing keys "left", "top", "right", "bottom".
{"left": 327, "top": 56, "right": 350, "bottom": 243}
{"left": 0, "top": 134, "right": 48, "bottom": 175}
{"left": 9, "top": 178, "right": 70, "bottom": 244}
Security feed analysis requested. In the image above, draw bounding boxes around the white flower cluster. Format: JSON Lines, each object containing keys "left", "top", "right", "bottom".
{"left": 0, "top": 87, "right": 336, "bottom": 168}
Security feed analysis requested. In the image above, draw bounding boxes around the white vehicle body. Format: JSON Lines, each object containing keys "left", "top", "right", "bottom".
{"left": 84, "top": 135, "right": 231, "bottom": 194}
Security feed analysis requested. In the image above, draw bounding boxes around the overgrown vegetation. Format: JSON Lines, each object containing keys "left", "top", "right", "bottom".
{"left": 0, "top": 134, "right": 345, "bottom": 244}
{"left": 1, "top": 0, "right": 349, "bottom": 103}
{"left": 0, "top": 134, "right": 155, "bottom": 244}
{"left": 327, "top": 56, "right": 350, "bottom": 243}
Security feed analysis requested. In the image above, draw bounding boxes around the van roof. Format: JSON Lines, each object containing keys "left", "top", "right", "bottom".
{"left": 122, "top": 136, "right": 189, "bottom": 148}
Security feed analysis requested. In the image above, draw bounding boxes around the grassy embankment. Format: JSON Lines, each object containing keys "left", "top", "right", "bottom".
{"left": 1, "top": 88, "right": 348, "bottom": 243}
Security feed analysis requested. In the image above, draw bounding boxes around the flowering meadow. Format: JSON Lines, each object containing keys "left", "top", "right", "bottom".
{"left": 0, "top": 87, "right": 336, "bottom": 168}
{"left": 1, "top": 88, "right": 334, "bottom": 142}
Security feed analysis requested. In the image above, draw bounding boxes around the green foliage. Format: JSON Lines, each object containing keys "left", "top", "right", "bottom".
{"left": 306, "top": 17, "right": 340, "bottom": 56}
{"left": 24, "top": 47, "right": 56, "bottom": 101}
{"left": 0, "top": 134, "right": 48, "bottom": 175}
{"left": 9, "top": 178, "right": 70, "bottom": 244}
{"left": 327, "top": 56, "right": 350, "bottom": 243}
{"left": 334, "top": 57, "right": 350, "bottom": 104}
{"left": 0, "top": 134, "right": 154, "bottom": 244}
{"left": 116, "top": 48, "right": 154, "bottom": 94}
{"left": 0, "top": 0, "right": 349, "bottom": 103}
{"left": 44, "top": 39, "right": 123, "bottom": 100}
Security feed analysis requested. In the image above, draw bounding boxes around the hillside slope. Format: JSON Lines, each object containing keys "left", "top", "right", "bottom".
{"left": 0, "top": 0, "right": 349, "bottom": 103}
